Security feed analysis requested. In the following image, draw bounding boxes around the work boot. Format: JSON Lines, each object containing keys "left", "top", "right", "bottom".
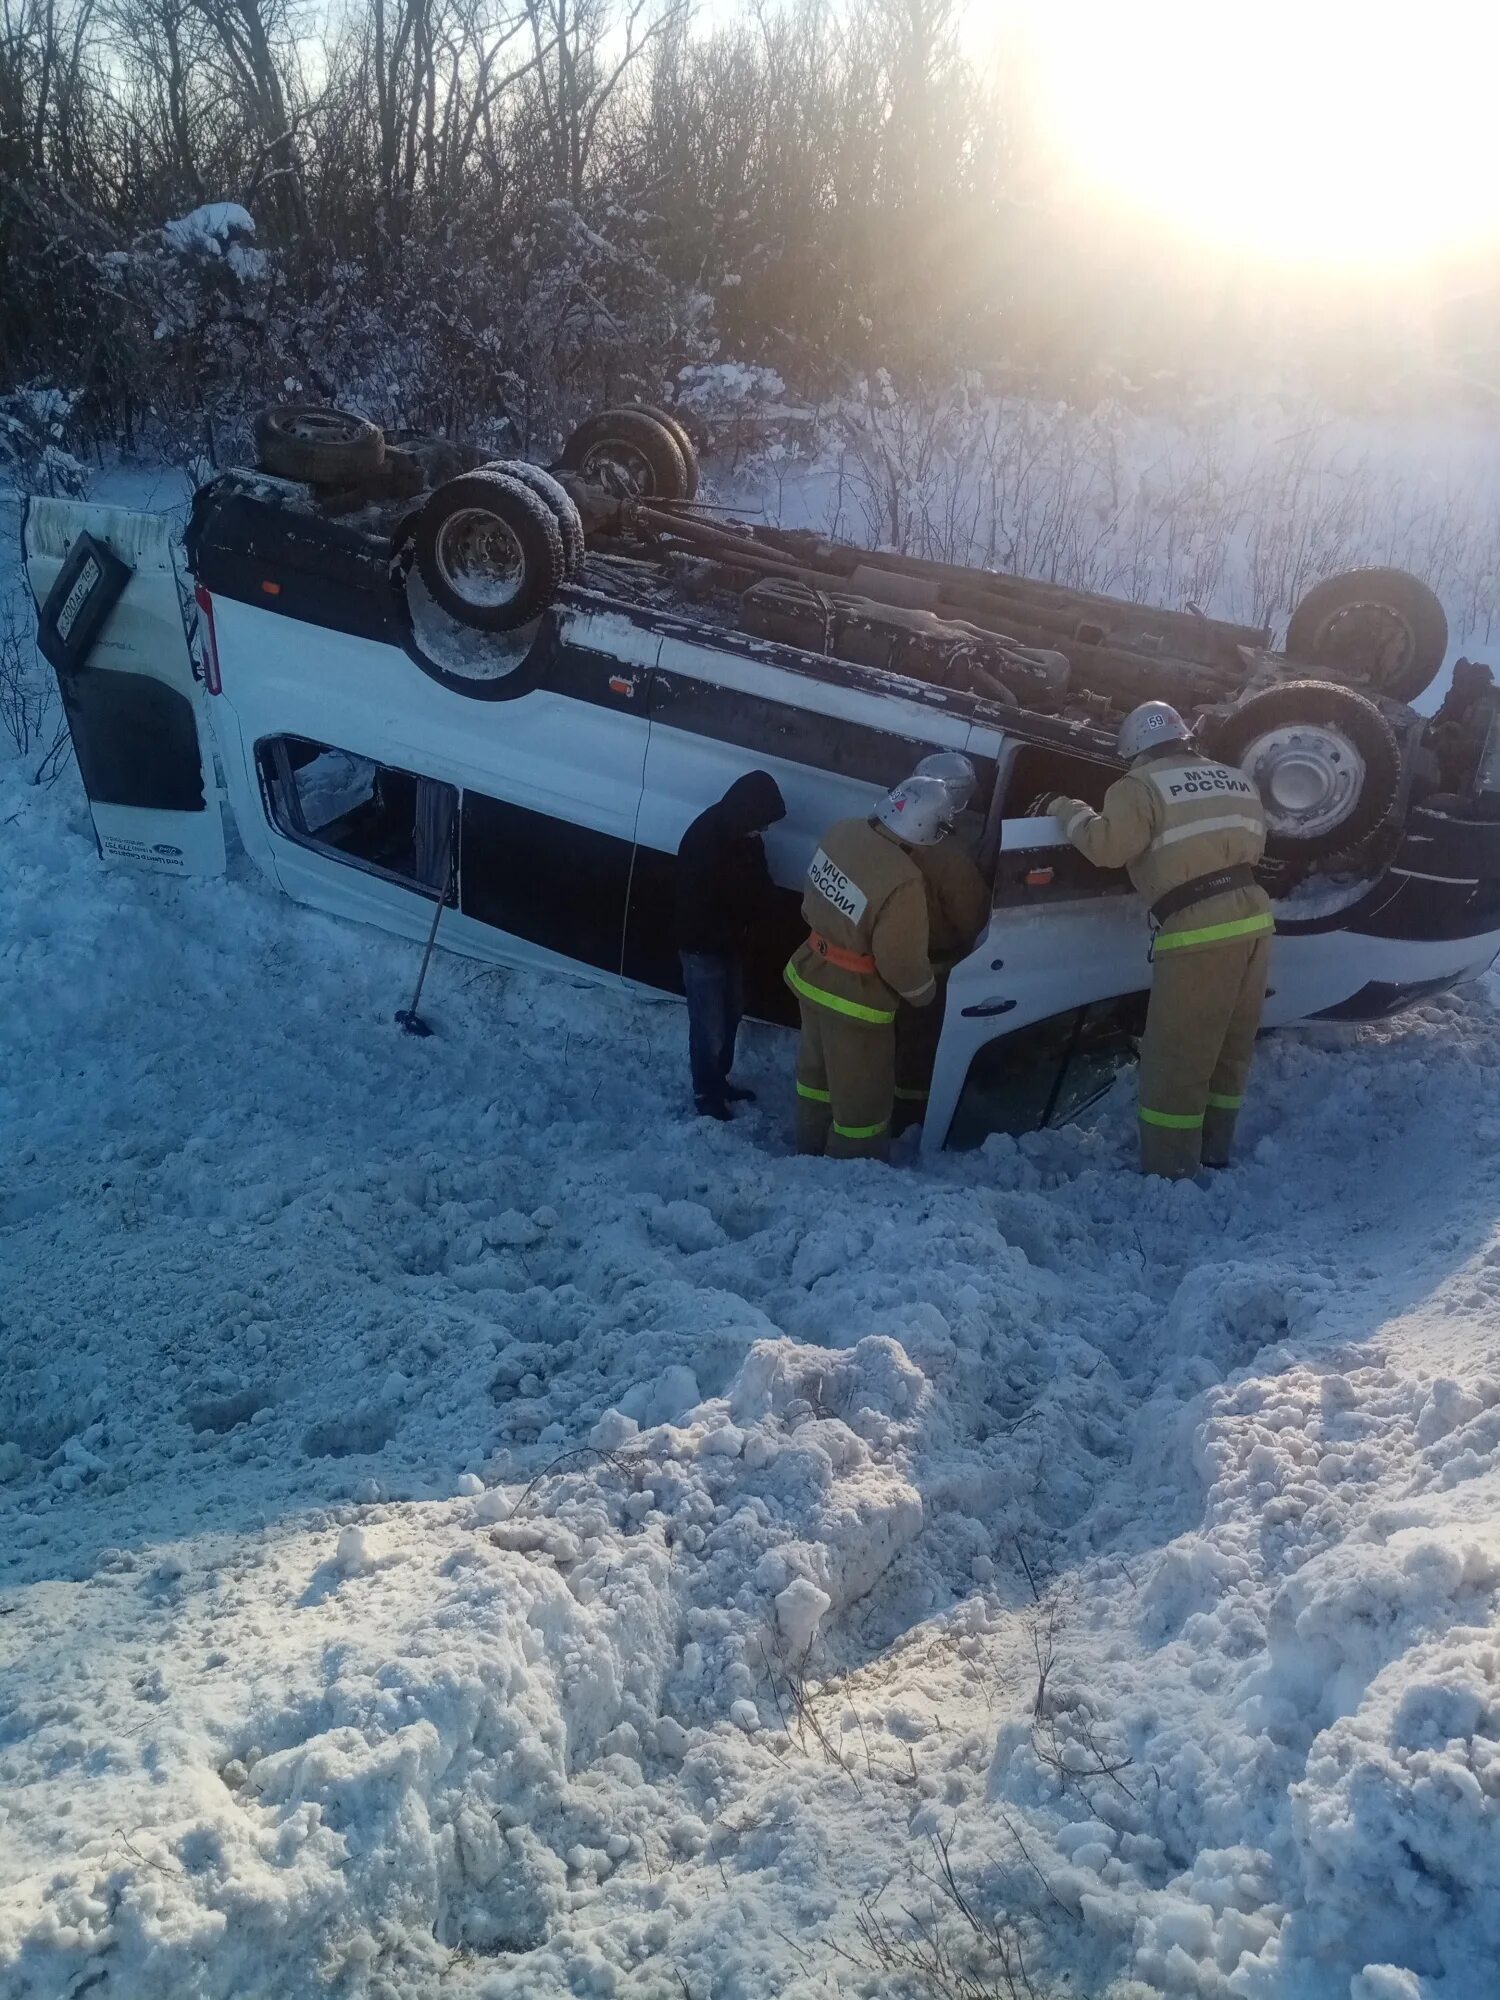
{"left": 695, "top": 1096, "right": 733, "bottom": 1123}
{"left": 723, "top": 1083, "right": 757, "bottom": 1103}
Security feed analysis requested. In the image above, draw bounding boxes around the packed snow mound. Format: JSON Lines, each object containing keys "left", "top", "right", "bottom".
{"left": 3, "top": 501, "right": 1500, "bottom": 1993}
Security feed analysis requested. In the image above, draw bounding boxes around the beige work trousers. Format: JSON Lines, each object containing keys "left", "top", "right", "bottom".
{"left": 891, "top": 970, "right": 951, "bottom": 1137}
{"left": 1137, "top": 933, "right": 1270, "bottom": 1178}
{"left": 794, "top": 1001, "right": 895, "bottom": 1162}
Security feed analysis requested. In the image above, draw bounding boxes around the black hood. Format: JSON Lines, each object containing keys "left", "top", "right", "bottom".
{"left": 720, "top": 770, "right": 787, "bottom": 833}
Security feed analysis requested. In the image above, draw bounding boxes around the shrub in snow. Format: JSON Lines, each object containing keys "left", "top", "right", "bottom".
{"left": 0, "top": 389, "right": 88, "bottom": 497}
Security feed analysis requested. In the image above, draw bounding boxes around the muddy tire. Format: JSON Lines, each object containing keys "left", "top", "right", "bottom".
{"left": 630, "top": 405, "right": 700, "bottom": 500}
{"left": 559, "top": 408, "right": 690, "bottom": 501}
{"left": 413, "top": 472, "right": 565, "bottom": 633}
{"left": 483, "top": 460, "right": 586, "bottom": 578}
{"left": 1208, "top": 679, "right": 1401, "bottom": 862}
{"left": 254, "top": 404, "right": 385, "bottom": 485}
{"left": 1286, "top": 567, "right": 1448, "bottom": 704}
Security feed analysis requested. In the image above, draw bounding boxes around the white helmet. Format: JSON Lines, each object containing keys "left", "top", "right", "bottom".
{"left": 913, "top": 750, "right": 978, "bottom": 812}
{"left": 1117, "top": 701, "right": 1191, "bottom": 761}
{"left": 872, "top": 775, "right": 953, "bottom": 847}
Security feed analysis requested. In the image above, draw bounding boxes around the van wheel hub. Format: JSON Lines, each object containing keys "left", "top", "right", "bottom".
{"left": 433, "top": 508, "right": 525, "bottom": 607}
{"left": 1241, "top": 723, "right": 1366, "bottom": 839}
{"left": 1314, "top": 601, "right": 1415, "bottom": 675}
{"left": 579, "top": 440, "right": 655, "bottom": 498}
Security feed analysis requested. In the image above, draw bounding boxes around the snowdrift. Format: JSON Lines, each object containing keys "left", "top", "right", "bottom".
{"left": 2, "top": 489, "right": 1499, "bottom": 2000}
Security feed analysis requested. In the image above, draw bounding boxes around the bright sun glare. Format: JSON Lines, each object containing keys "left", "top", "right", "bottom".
{"left": 1031, "top": 0, "right": 1500, "bottom": 267}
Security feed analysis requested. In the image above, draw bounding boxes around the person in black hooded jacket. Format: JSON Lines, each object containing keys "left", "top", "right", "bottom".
{"left": 674, "top": 769, "right": 787, "bottom": 1119}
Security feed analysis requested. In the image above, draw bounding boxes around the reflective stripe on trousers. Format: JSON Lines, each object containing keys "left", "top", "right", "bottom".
{"left": 794, "top": 996, "right": 895, "bottom": 1162}
{"left": 1153, "top": 911, "right": 1273, "bottom": 953}
{"left": 799, "top": 1075, "right": 882, "bottom": 1137}
{"left": 784, "top": 960, "right": 895, "bottom": 1025}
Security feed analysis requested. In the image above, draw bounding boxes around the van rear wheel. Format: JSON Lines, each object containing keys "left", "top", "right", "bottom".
{"left": 413, "top": 472, "right": 565, "bottom": 633}
{"left": 559, "top": 408, "right": 690, "bottom": 501}
{"left": 629, "top": 405, "right": 700, "bottom": 500}
{"left": 482, "top": 460, "right": 586, "bottom": 577}
{"left": 1286, "top": 567, "right": 1447, "bottom": 703}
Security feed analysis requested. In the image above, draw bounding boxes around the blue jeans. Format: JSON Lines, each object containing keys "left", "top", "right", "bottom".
{"left": 680, "top": 951, "right": 743, "bottom": 1105}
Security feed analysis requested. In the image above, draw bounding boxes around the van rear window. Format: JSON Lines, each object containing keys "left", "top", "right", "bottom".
{"left": 257, "top": 735, "right": 455, "bottom": 896}
{"left": 59, "top": 670, "right": 205, "bottom": 812}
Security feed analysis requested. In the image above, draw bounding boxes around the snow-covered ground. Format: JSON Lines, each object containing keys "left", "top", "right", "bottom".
{"left": 3, "top": 462, "right": 1500, "bottom": 2000}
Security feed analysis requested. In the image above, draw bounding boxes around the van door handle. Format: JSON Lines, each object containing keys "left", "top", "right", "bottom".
{"left": 960, "top": 998, "right": 1017, "bottom": 1019}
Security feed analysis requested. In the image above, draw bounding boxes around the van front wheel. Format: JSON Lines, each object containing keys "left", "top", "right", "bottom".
{"left": 413, "top": 472, "right": 566, "bottom": 633}
{"left": 1207, "top": 680, "right": 1400, "bottom": 862}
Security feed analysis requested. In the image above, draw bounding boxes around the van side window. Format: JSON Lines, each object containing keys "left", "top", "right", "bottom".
{"left": 257, "top": 736, "right": 455, "bottom": 896}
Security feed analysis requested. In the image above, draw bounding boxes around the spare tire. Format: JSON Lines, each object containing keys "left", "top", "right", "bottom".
{"left": 413, "top": 472, "right": 565, "bottom": 634}
{"left": 483, "top": 460, "right": 586, "bottom": 578}
{"left": 559, "top": 408, "right": 689, "bottom": 501}
{"left": 254, "top": 405, "right": 385, "bottom": 485}
{"left": 630, "top": 405, "right": 700, "bottom": 500}
{"left": 1207, "top": 679, "right": 1401, "bottom": 862}
{"left": 1286, "top": 566, "right": 1447, "bottom": 704}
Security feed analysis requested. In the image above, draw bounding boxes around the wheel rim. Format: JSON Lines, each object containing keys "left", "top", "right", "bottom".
{"left": 1311, "top": 601, "right": 1416, "bottom": 679}
{"left": 284, "top": 410, "right": 366, "bottom": 444}
{"left": 579, "top": 439, "right": 656, "bottom": 498}
{"left": 433, "top": 508, "right": 525, "bottom": 607}
{"left": 1240, "top": 722, "right": 1367, "bottom": 841}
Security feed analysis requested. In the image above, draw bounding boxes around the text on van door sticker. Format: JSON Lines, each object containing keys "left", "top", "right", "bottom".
{"left": 807, "top": 848, "right": 868, "bottom": 924}
{"left": 55, "top": 556, "right": 101, "bottom": 645}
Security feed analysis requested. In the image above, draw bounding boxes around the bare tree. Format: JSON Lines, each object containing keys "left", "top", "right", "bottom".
{"left": 524, "top": 0, "right": 685, "bottom": 206}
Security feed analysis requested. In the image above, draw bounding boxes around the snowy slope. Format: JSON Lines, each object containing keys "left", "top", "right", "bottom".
{"left": 2, "top": 489, "right": 1500, "bottom": 2000}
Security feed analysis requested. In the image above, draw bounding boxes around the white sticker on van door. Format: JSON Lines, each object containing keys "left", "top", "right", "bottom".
{"left": 807, "top": 848, "right": 868, "bottom": 923}
{"left": 100, "top": 832, "right": 191, "bottom": 874}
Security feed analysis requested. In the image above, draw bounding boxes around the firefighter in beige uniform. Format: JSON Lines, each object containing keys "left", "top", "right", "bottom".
{"left": 1048, "top": 701, "right": 1273, "bottom": 1178}
{"left": 785, "top": 778, "right": 946, "bottom": 1160}
{"left": 893, "top": 753, "right": 990, "bottom": 1133}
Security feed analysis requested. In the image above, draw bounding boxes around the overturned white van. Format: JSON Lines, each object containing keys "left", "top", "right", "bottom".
{"left": 24, "top": 412, "right": 1500, "bottom": 1150}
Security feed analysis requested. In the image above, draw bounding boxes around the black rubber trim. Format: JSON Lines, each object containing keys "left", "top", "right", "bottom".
{"left": 1350, "top": 874, "right": 1500, "bottom": 942}
{"left": 1313, "top": 973, "right": 1476, "bottom": 1022}
{"left": 188, "top": 486, "right": 393, "bottom": 642}
{"left": 642, "top": 664, "right": 952, "bottom": 789}
{"left": 1396, "top": 804, "right": 1500, "bottom": 882}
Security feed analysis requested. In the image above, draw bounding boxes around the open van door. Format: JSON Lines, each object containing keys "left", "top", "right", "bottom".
{"left": 922, "top": 814, "right": 1152, "bottom": 1152}
{"left": 23, "top": 499, "right": 225, "bottom": 878}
